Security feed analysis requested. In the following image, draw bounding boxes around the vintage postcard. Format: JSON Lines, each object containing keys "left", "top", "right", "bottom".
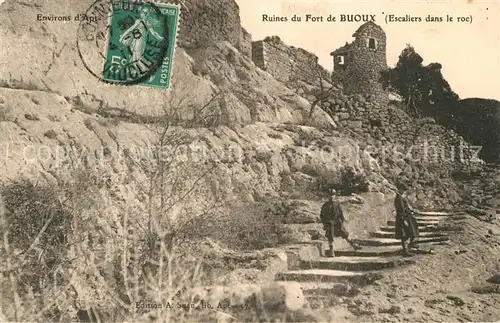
{"left": 0, "top": 0, "right": 499, "bottom": 322}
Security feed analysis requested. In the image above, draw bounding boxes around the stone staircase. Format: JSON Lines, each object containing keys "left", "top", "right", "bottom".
{"left": 276, "top": 209, "right": 463, "bottom": 306}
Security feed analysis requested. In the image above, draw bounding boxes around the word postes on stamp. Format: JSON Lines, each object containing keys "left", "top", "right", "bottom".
{"left": 77, "top": 0, "right": 180, "bottom": 89}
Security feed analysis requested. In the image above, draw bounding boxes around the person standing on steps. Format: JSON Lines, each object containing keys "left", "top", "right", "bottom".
{"left": 394, "top": 182, "right": 420, "bottom": 257}
{"left": 320, "top": 189, "right": 363, "bottom": 257}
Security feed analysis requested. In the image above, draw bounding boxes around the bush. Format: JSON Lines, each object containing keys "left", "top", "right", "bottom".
{"left": 338, "top": 167, "right": 369, "bottom": 195}
{"left": 315, "top": 167, "right": 369, "bottom": 195}
{"left": 181, "top": 199, "right": 289, "bottom": 251}
{"left": 314, "top": 169, "right": 340, "bottom": 194}
{"left": 0, "top": 104, "right": 13, "bottom": 122}
{"left": 1, "top": 180, "right": 73, "bottom": 294}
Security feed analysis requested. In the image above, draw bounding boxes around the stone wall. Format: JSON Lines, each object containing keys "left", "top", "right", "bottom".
{"left": 308, "top": 91, "right": 477, "bottom": 208}
{"left": 321, "top": 91, "right": 473, "bottom": 165}
{"left": 251, "top": 36, "right": 331, "bottom": 86}
{"left": 326, "top": 94, "right": 464, "bottom": 152}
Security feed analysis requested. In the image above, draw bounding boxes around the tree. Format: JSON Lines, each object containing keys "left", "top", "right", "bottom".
{"left": 380, "top": 44, "right": 426, "bottom": 117}
{"left": 419, "top": 62, "right": 460, "bottom": 127}
{"left": 305, "top": 60, "right": 340, "bottom": 120}
{"left": 380, "top": 44, "right": 460, "bottom": 124}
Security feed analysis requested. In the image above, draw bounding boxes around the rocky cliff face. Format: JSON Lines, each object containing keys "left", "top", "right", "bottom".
{"left": 0, "top": 1, "right": 388, "bottom": 273}
{"left": 0, "top": 0, "right": 479, "bottom": 244}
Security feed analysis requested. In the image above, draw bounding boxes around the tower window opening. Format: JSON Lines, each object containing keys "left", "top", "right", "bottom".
{"left": 368, "top": 37, "right": 377, "bottom": 49}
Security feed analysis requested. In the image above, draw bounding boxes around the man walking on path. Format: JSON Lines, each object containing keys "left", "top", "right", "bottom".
{"left": 320, "top": 189, "right": 362, "bottom": 257}
{"left": 394, "top": 182, "right": 420, "bottom": 257}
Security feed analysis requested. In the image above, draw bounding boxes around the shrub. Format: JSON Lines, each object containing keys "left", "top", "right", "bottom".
{"left": 294, "top": 130, "right": 321, "bottom": 147}
{"left": 315, "top": 167, "right": 369, "bottom": 196}
{"left": 0, "top": 105, "right": 13, "bottom": 122}
{"left": 181, "top": 199, "right": 288, "bottom": 251}
{"left": 268, "top": 132, "right": 283, "bottom": 139}
{"left": 338, "top": 167, "right": 369, "bottom": 195}
{"left": 314, "top": 169, "right": 339, "bottom": 194}
{"left": 1, "top": 180, "right": 73, "bottom": 294}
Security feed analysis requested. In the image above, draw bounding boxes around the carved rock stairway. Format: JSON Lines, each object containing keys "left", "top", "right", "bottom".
{"left": 276, "top": 210, "right": 461, "bottom": 306}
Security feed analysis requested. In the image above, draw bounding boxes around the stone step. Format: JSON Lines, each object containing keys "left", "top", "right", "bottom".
{"left": 303, "top": 241, "right": 438, "bottom": 258}
{"left": 379, "top": 225, "right": 461, "bottom": 233}
{"left": 334, "top": 246, "right": 401, "bottom": 257}
{"left": 334, "top": 246, "right": 435, "bottom": 257}
{"left": 413, "top": 217, "right": 443, "bottom": 222}
{"left": 380, "top": 225, "right": 435, "bottom": 232}
{"left": 353, "top": 236, "right": 449, "bottom": 247}
{"left": 386, "top": 214, "right": 466, "bottom": 226}
{"left": 387, "top": 219, "right": 439, "bottom": 226}
{"left": 282, "top": 223, "right": 323, "bottom": 232}
{"left": 369, "top": 231, "right": 449, "bottom": 239}
{"left": 285, "top": 220, "right": 446, "bottom": 238}
{"left": 299, "top": 282, "right": 357, "bottom": 297}
{"left": 300, "top": 256, "right": 415, "bottom": 271}
{"left": 282, "top": 241, "right": 325, "bottom": 255}
{"left": 413, "top": 211, "right": 454, "bottom": 217}
{"left": 276, "top": 269, "right": 383, "bottom": 285}
{"left": 413, "top": 215, "right": 450, "bottom": 221}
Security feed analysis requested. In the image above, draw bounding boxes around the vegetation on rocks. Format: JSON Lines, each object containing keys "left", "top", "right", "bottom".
{"left": 380, "top": 44, "right": 500, "bottom": 164}
{"left": 182, "top": 199, "right": 289, "bottom": 251}
{"left": 380, "top": 44, "right": 460, "bottom": 122}
{"left": 315, "top": 167, "right": 370, "bottom": 196}
{"left": 1, "top": 180, "right": 74, "bottom": 295}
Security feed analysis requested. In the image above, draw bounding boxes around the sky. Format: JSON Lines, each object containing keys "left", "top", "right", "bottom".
{"left": 236, "top": 0, "right": 500, "bottom": 101}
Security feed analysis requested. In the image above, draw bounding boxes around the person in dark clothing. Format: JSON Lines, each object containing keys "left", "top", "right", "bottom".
{"left": 320, "top": 190, "right": 362, "bottom": 257}
{"left": 394, "top": 182, "right": 420, "bottom": 257}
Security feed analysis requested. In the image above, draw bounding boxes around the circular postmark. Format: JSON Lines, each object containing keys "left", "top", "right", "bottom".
{"left": 77, "top": 0, "right": 170, "bottom": 86}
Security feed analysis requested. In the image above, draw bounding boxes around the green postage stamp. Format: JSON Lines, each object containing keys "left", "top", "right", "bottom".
{"left": 102, "top": 1, "right": 180, "bottom": 89}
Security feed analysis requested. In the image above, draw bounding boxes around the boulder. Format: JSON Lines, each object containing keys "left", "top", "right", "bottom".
{"left": 337, "top": 194, "right": 365, "bottom": 205}
{"left": 261, "top": 282, "right": 307, "bottom": 311}
{"left": 348, "top": 120, "right": 363, "bottom": 130}
{"left": 282, "top": 199, "right": 321, "bottom": 224}
{"left": 487, "top": 274, "right": 500, "bottom": 284}
{"left": 339, "top": 112, "right": 350, "bottom": 120}
{"left": 198, "top": 239, "right": 288, "bottom": 283}
{"left": 282, "top": 244, "right": 322, "bottom": 269}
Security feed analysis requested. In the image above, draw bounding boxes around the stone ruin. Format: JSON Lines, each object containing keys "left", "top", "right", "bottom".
{"left": 330, "top": 21, "right": 388, "bottom": 99}
{"left": 178, "top": 1, "right": 387, "bottom": 101}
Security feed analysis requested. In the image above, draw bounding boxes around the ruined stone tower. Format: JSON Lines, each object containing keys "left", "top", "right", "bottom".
{"left": 330, "top": 21, "right": 387, "bottom": 97}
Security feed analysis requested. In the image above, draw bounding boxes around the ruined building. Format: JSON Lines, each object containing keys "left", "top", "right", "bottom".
{"left": 251, "top": 36, "right": 331, "bottom": 85}
{"left": 330, "top": 21, "right": 388, "bottom": 97}
{"left": 248, "top": 22, "right": 389, "bottom": 101}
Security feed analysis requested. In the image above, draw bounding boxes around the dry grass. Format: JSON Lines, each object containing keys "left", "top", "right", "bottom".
{"left": 0, "top": 105, "right": 13, "bottom": 122}
{"left": 0, "top": 170, "right": 314, "bottom": 322}
{"left": 0, "top": 170, "right": 217, "bottom": 322}
{"left": 181, "top": 199, "right": 290, "bottom": 251}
